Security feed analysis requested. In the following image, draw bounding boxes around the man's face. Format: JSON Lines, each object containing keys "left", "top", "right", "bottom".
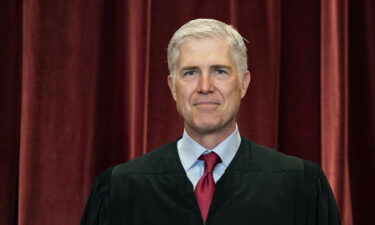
{"left": 168, "top": 38, "right": 250, "bottom": 136}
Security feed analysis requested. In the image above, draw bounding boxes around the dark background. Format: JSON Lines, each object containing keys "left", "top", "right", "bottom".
{"left": 1, "top": 0, "right": 374, "bottom": 224}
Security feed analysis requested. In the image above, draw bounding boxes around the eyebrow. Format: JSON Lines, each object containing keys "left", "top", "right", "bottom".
{"left": 210, "top": 64, "right": 232, "bottom": 71}
{"left": 180, "top": 66, "right": 199, "bottom": 72}
{"left": 180, "top": 65, "right": 232, "bottom": 72}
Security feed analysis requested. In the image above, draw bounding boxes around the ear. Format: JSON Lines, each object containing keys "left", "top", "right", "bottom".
{"left": 240, "top": 70, "right": 251, "bottom": 98}
{"left": 167, "top": 75, "right": 177, "bottom": 101}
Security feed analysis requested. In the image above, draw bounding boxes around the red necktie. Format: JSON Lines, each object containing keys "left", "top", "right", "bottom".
{"left": 195, "top": 152, "right": 221, "bottom": 221}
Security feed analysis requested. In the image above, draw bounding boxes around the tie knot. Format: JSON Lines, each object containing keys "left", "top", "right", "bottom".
{"left": 199, "top": 152, "right": 221, "bottom": 173}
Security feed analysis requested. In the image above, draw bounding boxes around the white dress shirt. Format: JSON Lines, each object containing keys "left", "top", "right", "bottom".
{"left": 177, "top": 125, "right": 241, "bottom": 189}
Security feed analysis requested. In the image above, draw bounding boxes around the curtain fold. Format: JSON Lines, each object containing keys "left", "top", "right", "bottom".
{"left": 320, "top": 1, "right": 352, "bottom": 224}
{"left": 348, "top": 1, "right": 375, "bottom": 225}
{"left": 0, "top": 1, "right": 22, "bottom": 224}
{"left": 123, "top": 0, "right": 151, "bottom": 158}
{"left": 1, "top": 0, "right": 374, "bottom": 225}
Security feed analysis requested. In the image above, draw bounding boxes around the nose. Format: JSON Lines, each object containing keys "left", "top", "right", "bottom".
{"left": 197, "top": 73, "right": 214, "bottom": 94}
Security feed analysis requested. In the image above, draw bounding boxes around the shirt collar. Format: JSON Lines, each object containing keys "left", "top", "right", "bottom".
{"left": 177, "top": 125, "right": 241, "bottom": 171}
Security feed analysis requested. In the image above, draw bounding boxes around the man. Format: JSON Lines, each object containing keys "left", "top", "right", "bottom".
{"left": 81, "top": 19, "right": 341, "bottom": 225}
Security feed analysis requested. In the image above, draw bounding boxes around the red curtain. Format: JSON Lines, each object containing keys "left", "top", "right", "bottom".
{"left": 1, "top": 0, "right": 374, "bottom": 225}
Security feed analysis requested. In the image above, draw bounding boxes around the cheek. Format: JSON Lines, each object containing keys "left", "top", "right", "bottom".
{"left": 175, "top": 88, "right": 193, "bottom": 110}
{"left": 220, "top": 81, "right": 240, "bottom": 96}
{"left": 176, "top": 85, "right": 194, "bottom": 100}
{"left": 223, "top": 86, "right": 243, "bottom": 106}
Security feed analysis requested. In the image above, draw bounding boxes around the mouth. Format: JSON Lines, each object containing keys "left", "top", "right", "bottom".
{"left": 193, "top": 101, "right": 220, "bottom": 106}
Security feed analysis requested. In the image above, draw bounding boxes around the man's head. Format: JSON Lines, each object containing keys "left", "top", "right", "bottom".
{"left": 168, "top": 18, "right": 248, "bottom": 80}
{"left": 167, "top": 19, "right": 250, "bottom": 140}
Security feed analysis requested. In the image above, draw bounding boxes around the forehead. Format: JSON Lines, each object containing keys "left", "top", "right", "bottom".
{"left": 177, "top": 38, "right": 236, "bottom": 69}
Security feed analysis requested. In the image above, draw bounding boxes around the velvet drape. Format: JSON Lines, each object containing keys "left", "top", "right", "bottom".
{"left": 1, "top": 0, "right": 374, "bottom": 225}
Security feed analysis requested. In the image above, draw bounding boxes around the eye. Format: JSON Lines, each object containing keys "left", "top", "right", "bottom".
{"left": 212, "top": 69, "right": 229, "bottom": 75}
{"left": 183, "top": 71, "right": 197, "bottom": 76}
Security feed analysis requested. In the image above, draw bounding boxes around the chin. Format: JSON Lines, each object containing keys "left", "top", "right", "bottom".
{"left": 189, "top": 120, "right": 224, "bottom": 135}
{"left": 187, "top": 114, "right": 237, "bottom": 135}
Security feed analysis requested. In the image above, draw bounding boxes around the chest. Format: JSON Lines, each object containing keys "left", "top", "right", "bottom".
{"left": 110, "top": 171, "right": 303, "bottom": 225}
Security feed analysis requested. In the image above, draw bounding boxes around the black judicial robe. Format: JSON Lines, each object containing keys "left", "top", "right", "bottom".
{"left": 81, "top": 137, "right": 341, "bottom": 225}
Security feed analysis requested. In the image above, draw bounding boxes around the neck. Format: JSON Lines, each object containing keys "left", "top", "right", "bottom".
{"left": 185, "top": 122, "right": 236, "bottom": 149}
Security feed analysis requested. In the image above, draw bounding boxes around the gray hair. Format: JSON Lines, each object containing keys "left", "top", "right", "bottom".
{"left": 167, "top": 18, "right": 248, "bottom": 78}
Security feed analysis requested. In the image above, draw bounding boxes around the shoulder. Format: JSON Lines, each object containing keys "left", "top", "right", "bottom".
{"left": 241, "top": 137, "right": 304, "bottom": 172}
{"left": 86, "top": 139, "right": 179, "bottom": 199}
{"left": 89, "top": 138, "right": 180, "bottom": 190}
{"left": 111, "top": 139, "right": 180, "bottom": 178}
{"left": 302, "top": 159, "right": 330, "bottom": 191}
{"left": 87, "top": 167, "right": 113, "bottom": 199}
{"left": 241, "top": 137, "right": 327, "bottom": 183}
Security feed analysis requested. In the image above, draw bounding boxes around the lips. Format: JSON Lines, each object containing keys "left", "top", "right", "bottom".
{"left": 193, "top": 101, "right": 220, "bottom": 106}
